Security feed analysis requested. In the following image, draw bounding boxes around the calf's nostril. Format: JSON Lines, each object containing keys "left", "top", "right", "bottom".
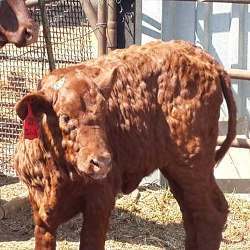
{"left": 90, "top": 159, "right": 100, "bottom": 167}
{"left": 89, "top": 156, "right": 112, "bottom": 168}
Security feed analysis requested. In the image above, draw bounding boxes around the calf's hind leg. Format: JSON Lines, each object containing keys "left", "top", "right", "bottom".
{"left": 161, "top": 161, "right": 228, "bottom": 250}
{"left": 160, "top": 169, "right": 197, "bottom": 250}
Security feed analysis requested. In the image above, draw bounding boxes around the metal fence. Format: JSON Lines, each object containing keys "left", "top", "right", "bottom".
{"left": 0, "top": 0, "right": 95, "bottom": 176}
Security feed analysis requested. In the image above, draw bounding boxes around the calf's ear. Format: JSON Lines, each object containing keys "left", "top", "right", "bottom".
{"left": 15, "top": 92, "right": 52, "bottom": 120}
{"left": 95, "top": 67, "right": 118, "bottom": 99}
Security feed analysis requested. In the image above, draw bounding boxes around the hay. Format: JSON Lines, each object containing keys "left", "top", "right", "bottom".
{"left": 0, "top": 176, "right": 249, "bottom": 250}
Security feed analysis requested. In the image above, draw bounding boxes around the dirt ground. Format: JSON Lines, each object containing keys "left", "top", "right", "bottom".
{"left": 0, "top": 175, "right": 250, "bottom": 250}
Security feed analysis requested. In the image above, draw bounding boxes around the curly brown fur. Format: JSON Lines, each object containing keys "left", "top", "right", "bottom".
{"left": 14, "top": 40, "right": 236, "bottom": 250}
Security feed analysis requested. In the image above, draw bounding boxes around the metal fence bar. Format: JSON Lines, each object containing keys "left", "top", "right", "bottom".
{"left": 218, "top": 136, "right": 250, "bottom": 148}
{"left": 174, "top": 0, "right": 250, "bottom": 4}
{"left": 80, "top": 0, "right": 98, "bottom": 38}
{"left": 200, "top": 0, "right": 250, "bottom": 3}
{"left": 39, "top": 0, "right": 56, "bottom": 71}
{"left": 26, "top": 0, "right": 58, "bottom": 7}
{"left": 107, "top": 0, "right": 117, "bottom": 52}
{"left": 97, "top": 0, "right": 107, "bottom": 55}
{"left": 227, "top": 69, "right": 250, "bottom": 80}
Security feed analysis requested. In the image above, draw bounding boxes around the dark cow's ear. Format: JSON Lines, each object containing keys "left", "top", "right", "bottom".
{"left": 15, "top": 92, "right": 52, "bottom": 120}
{"left": 96, "top": 67, "right": 118, "bottom": 99}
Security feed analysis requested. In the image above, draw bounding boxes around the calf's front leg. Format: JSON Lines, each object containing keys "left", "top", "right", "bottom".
{"left": 80, "top": 205, "right": 113, "bottom": 250}
{"left": 34, "top": 225, "right": 56, "bottom": 250}
{"left": 80, "top": 189, "right": 115, "bottom": 250}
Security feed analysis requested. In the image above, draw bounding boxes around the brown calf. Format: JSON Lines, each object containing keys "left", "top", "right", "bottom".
{"left": 0, "top": 0, "right": 38, "bottom": 47}
{"left": 14, "top": 40, "right": 236, "bottom": 250}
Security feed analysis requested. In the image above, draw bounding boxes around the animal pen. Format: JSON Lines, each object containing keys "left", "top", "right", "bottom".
{"left": 1, "top": 0, "right": 250, "bottom": 179}
{"left": 0, "top": 1, "right": 249, "bottom": 250}
{"left": 1, "top": 0, "right": 250, "bottom": 178}
{"left": 0, "top": 0, "right": 95, "bottom": 177}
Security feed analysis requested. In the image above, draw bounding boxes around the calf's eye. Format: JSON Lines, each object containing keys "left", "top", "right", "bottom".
{"left": 59, "top": 114, "right": 71, "bottom": 133}
{"left": 60, "top": 114, "right": 70, "bottom": 124}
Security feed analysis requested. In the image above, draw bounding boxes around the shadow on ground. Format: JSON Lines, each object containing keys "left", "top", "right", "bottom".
{"left": 0, "top": 204, "right": 184, "bottom": 249}
{"left": 0, "top": 174, "right": 19, "bottom": 187}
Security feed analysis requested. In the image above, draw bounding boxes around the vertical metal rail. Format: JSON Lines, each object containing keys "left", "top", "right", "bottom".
{"left": 97, "top": 0, "right": 107, "bottom": 55}
{"left": 107, "top": 0, "right": 117, "bottom": 52}
{"left": 80, "top": 0, "right": 98, "bottom": 38}
{"left": 39, "top": 0, "right": 56, "bottom": 71}
{"left": 135, "top": 0, "right": 142, "bottom": 45}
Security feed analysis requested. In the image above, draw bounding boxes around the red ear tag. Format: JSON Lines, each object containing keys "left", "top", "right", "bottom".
{"left": 23, "top": 103, "right": 39, "bottom": 140}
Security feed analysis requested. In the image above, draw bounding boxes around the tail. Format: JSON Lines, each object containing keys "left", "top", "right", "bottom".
{"left": 215, "top": 71, "right": 237, "bottom": 163}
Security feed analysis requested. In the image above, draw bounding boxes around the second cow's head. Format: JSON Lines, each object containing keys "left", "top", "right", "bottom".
{"left": 15, "top": 66, "right": 118, "bottom": 180}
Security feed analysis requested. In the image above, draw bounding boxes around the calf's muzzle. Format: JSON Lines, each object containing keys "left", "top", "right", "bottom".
{"left": 77, "top": 151, "right": 112, "bottom": 180}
